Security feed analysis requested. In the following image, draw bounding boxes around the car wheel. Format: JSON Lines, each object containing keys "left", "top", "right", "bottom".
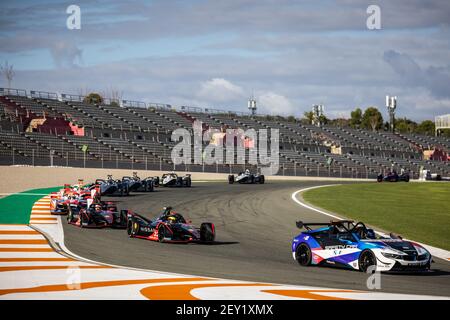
{"left": 359, "top": 250, "right": 377, "bottom": 273}
{"left": 79, "top": 212, "right": 85, "bottom": 228}
{"left": 127, "top": 221, "right": 134, "bottom": 237}
{"left": 158, "top": 225, "right": 166, "bottom": 243}
{"left": 296, "top": 243, "right": 312, "bottom": 266}
{"left": 200, "top": 223, "right": 215, "bottom": 242}
{"left": 228, "top": 175, "right": 235, "bottom": 184}
{"left": 259, "top": 175, "right": 265, "bottom": 184}
{"left": 67, "top": 208, "right": 72, "bottom": 223}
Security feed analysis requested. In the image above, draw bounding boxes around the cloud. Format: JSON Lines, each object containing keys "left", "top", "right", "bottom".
{"left": 257, "top": 92, "right": 294, "bottom": 115}
{"left": 383, "top": 49, "right": 450, "bottom": 99}
{"left": 50, "top": 41, "right": 83, "bottom": 68}
{"left": 197, "top": 78, "right": 245, "bottom": 103}
{"left": 383, "top": 50, "right": 421, "bottom": 79}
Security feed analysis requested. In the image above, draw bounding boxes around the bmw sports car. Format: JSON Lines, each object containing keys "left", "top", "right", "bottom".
{"left": 292, "top": 220, "right": 432, "bottom": 272}
{"left": 126, "top": 207, "right": 215, "bottom": 243}
{"left": 228, "top": 170, "right": 265, "bottom": 184}
{"left": 377, "top": 171, "right": 410, "bottom": 182}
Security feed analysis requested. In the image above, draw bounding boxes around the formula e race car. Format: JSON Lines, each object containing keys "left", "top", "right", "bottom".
{"left": 228, "top": 170, "right": 265, "bottom": 184}
{"left": 95, "top": 175, "right": 130, "bottom": 196}
{"left": 292, "top": 220, "right": 432, "bottom": 272}
{"left": 126, "top": 207, "right": 215, "bottom": 243}
{"left": 67, "top": 201, "right": 128, "bottom": 228}
{"left": 50, "top": 182, "right": 98, "bottom": 215}
{"left": 154, "top": 173, "right": 192, "bottom": 187}
{"left": 377, "top": 171, "right": 410, "bottom": 182}
{"left": 122, "top": 172, "right": 155, "bottom": 192}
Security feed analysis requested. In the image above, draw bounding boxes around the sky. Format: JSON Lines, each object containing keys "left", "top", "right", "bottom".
{"left": 0, "top": 0, "right": 449, "bottom": 121}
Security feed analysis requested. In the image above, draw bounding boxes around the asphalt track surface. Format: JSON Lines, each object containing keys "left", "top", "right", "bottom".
{"left": 63, "top": 181, "right": 450, "bottom": 297}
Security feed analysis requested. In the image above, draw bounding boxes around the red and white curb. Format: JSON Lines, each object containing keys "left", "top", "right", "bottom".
{"left": 291, "top": 185, "right": 450, "bottom": 262}
{"left": 0, "top": 196, "right": 448, "bottom": 300}
{"left": 30, "top": 196, "right": 57, "bottom": 225}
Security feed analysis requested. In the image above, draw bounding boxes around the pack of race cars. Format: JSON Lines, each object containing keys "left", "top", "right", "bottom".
{"left": 50, "top": 170, "right": 433, "bottom": 273}
{"left": 49, "top": 173, "right": 215, "bottom": 244}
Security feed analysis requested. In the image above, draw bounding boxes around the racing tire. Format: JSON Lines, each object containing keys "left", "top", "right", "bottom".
{"left": 79, "top": 212, "right": 85, "bottom": 228}
{"left": 200, "top": 223, "right": 215, "bottom": 243}
{"left": 228, "top": 175, "right": 235, "bottom": 184}
{"left": 259, "top": 175, "right": 265, "bottom": 184}
{"left": 359, "top": 250, "right": 377, "bottom": 273}
{"left": 119, "top": 211, "right": 128, "bottom": 228}
{"left": 404, "top": 175, "right": 410, "bottom": 182}
{"left": 296, "top": 243, "right": 312, "bottom": 266}
{"left": 127, "top": 221, "right": 134, "bottom": 237}
{"left": 148, "top": 181, "right": 154, "bottom": 192}
{"left": 158, "top": 225, "right": 166, "bottom": 243}
{"left": 250, "top": 175, "right": 255, "bottom": 184}
{"left": 67, "top": 209, "right": 73, "bottom": 223}
{"left": 185, "top": 178, "right": 192, "bottom": 187}
{"left": 176, "top": 177, "right": 183, "bottom": 187}
{"left": 377, "top": 175, "right": 382, "bottom": 182}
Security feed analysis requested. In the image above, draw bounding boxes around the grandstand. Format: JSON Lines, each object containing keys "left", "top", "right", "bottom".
{"left": 0, "top": 87, "right": 448, "bottom": 178}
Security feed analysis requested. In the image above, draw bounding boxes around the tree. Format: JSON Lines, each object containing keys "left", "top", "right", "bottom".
{"left": 416, "top": 120, "right": 435, "bottom": 136}
{"left": 349, "top": 108, "right": 362, "bottom": 128}
{"left": 83, "top": 92, "right": 104, "bottom": 105}
{"left": 361, "top": 107, "right": 383, "bottom": 131}
{"left": 395, "top": 117, "right": 417, "bottom": 133}
{"left": 329, "top": 118, "right": 349, "bottom": 127}
{"left": 0, "top": 61, "right": 15, "bottom": 88}
{"left": 303, "top": 111, "right": 314, "bottom": 124}
{"left": 287, "top": 115, "right": 297, "bottom": 123}
{"left": 318, "top": 114, "right": 329, "bottom": 125}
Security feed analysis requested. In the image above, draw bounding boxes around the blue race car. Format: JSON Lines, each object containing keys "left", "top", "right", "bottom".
{"left": 292, "top": 220, "right": 432, "bottom": 272}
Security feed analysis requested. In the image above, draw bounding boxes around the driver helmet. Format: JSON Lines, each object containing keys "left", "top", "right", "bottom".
{"left": 366, "top": 229, "right": 376, "bottom": 239}
{"left": 245, "top": 169, "right": 250, "bottom": 174}
{"left": 94, "top": 204, "right": 103, "bottom": 212}
{"left": 167, "top": 216, "right": 177, "bottom": 224}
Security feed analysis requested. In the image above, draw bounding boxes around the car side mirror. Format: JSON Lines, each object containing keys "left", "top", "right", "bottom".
{"left": 296, "top": 221, "right": 304, "bottom": 229}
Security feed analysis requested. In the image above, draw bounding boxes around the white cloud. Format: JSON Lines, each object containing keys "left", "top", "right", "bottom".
{"left": 50, "top": 41, "right": 83, "bottom": 68}
{"left": 257, "top": 91, "right": 295, "bottom": 115}
{"left": 197, "top": 78, "right": 245, "bottom": 103}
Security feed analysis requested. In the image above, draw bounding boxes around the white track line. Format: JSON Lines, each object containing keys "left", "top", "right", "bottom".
{"left": 291, "top": 184, "right": 342, "bottom": 220}
{"left": 291, "top": 185, "right": 450, "bottom": 262}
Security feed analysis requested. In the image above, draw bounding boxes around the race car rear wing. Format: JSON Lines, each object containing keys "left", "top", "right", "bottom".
{"left": 296, "top": 220, "right": 354, "bottom": 231}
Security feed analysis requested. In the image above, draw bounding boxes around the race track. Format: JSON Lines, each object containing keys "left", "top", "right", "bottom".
{"left": 62, "top": 181, "right": 450, "bottom": 297}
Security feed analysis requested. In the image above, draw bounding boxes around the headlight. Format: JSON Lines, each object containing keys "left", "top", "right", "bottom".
{"left": 381, "top": 252, "right": 403, "bottom": 259}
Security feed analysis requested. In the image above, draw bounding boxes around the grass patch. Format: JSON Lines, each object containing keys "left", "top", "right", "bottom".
{"left": 0, "top": 187, "right": 61, "bottom": 224}
{"left": 303, "top": 183, "right": 450, "bottom": 250}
